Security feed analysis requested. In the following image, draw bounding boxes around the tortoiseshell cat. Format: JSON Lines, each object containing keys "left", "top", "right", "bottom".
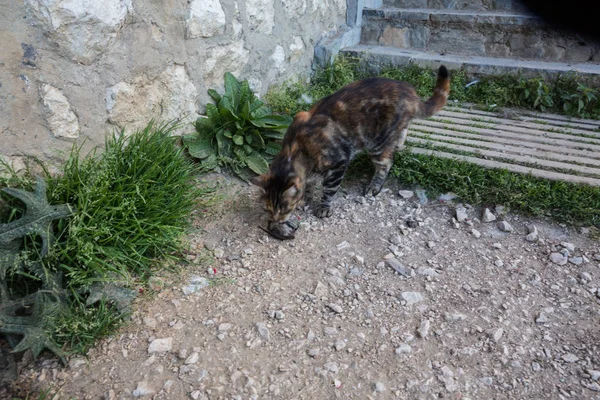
{"left": 252, "top": 65, "right": 450, "bottom": 222}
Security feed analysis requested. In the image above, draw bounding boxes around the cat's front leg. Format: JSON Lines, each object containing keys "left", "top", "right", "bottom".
{"left": 302, "top": 177, "right": 317, "bottom": 207}
{"left": 315, "top": 162, "right": 347, "bottom": 218}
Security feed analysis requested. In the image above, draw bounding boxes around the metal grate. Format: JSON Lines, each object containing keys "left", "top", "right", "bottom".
{"left": 407, "top": 105, "right": 600, "bottom": 186}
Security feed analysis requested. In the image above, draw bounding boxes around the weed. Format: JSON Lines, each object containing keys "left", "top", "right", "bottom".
{"left": 184, "top": 73, "right": 292, "bottom": 180}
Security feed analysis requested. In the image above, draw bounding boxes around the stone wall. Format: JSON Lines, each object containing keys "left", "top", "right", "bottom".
{"left": 0, "top": 0, "right": 347, "bottom": 170}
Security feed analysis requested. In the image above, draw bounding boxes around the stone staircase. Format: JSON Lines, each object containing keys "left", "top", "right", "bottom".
{"left": 327, "top": 0, "right": 600, "bottom": 186}
{"left": 340, "top": 0, "right": 600, "bottom": 82}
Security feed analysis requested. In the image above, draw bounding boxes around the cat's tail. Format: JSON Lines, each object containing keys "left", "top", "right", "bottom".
{"left": 417, "top": 65, "right": 450, "bottom": 118}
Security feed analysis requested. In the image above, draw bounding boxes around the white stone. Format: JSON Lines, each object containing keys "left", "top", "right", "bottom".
{"left": 186, "top": 0, "right": 226, "bottom": 38}
{"left": 185, "top": 352, "right": 200, "bottom": 365}
{"left": 256, "top": 322, "right": 271, "bottom": 341}
{"left": 246, "top": 0, "right": 275, "bottom": 34}
{"left": 106, "top": 64, "right": 198, "bottom": 133}
{"left": 271, "top": 45, "right": 286, "bottom": 73}
{"left": 41, "top": 84, "right": 79, "bottom": 139}
{"left": 25, "top": 0, "right": 132, "bottom": 65}
{"left": 203, "top": 41, "right": 250, "bottom": 89}
{"left": 398, "top": 190, "right": 414, "bottom": 199}
{"left": 401, "top": 292, "right": 424, "bottom": 305}
{"left": 550, "top": 252, "right": 568, "bottom": 266}
{"left": 482, "top": 208, "right": 496, "bottom": 223}
{"left": 132, "top": 381, "right": 155, "bottom": 397}
{"left": 395, "top": 343, "right": 412, "bottom": 354}
{"left": 289, "top": 36, "right": 306, "bottom": 63}
{"left": 562, "top": 353, "right": 579, "bottom": 363}
{"left": 148, "top": 337, "right": 173, "bottom": 353}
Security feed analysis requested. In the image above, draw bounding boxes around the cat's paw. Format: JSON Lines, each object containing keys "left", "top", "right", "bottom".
{"left": 363, "top": 186, "right": 381, "bottom": 197}
{"left": 315, "top": 206, "right": 332, "bottom": 218}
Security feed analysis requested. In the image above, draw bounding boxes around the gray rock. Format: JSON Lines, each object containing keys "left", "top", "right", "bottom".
{"left": 337, "top": 241, "right": 351, "bottom": 250}
{"left": 213, "top": 248, "right": 225, "bottom": 258}
{"left": 324, "top": 362, "right": 339, "bottom": 374}
{"left": 218, "top": 323, "right": 232, "bottom": 332}
{"left": 525, "top": 224, "right": 538, "bottom": 242}
{"left": 185, "top": 352, "right": 200, "bottom": 365}
{"left": 569, "top": 257, "right": 584, "bottom": 266}
{"left": 416, "top": 267, "right": 439, "bottom": 277}
{"left": 385, "top": 258, "right": 412, "bottom": 277}
{"left": 417, "top": 319, "right": 430, "bottom": 339}
{"left": 471, "top": 229, "right": 481, "bottom": 238}
{"left": 482, "top": 208, "right": 497, "bottom": 223}
{"left": 148, "top": 337, "right": 173, "bottom": 353}
{"left": 401, "top": 292, "right": 424, "bottom": 305}
{"left": 531, "top": 362, "right": 542, "bottom": 372}
{"left": 308, "top": 348, "right": 320, "bottom": 357}
{"left": 580, "top": 272, "right": 592, "bottom": 282}
{"left": 536, "top": 312, "right": 549, "bottom": 324}
{"left": 497, "top": 221, "right": 514, "bottom": 232}
{"left": 395, "top": 343, "right": 412, "bottom": 354}
{"left": 335, "top": 340, "right": 346, "bottom": 351}
{"left": 328, "top": 303, "right": 343, "bottom": 314}
{"left": 324, "top": 327, "right": 338, "bottom": 336}
{"left": 274, "top": 310, "right": 285, "bottom": 320}
{"left": 588, "top": 369, "right": 600, "bottom": 381}
{"left": 562, "top": 353, "right": 579, "bottom": 363}
{"left": 456, "top": 206, "right": 468, "bottom": 222}
{"left": 492, "top": 328, "right": 504, "bottom": 342}
{"left": 560, "top": 242, "right": 576, "bottom": 252}
{"left": 256, "top": 322, "right": 271, "bottom": 341}
{"left": 182, "top": 275, "right": 210, "bottom": 295}
{"left": 373, "top": 382, "right": 386, "bottom": 392}
{"left": 478, "top": 377, "right": 493, "bottom": 386}
{"left": 133, "top": 381, "right": 156, "bottom": 397}
{"left": 399, "top": 190, "right": 414, "bottom": 199}
{"left": 550, "top": 252, "right": 568, "bottom": 265}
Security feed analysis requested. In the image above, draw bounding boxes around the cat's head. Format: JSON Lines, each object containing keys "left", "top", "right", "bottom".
{"left": 251, "top": 111, "right": 310, "bottom": 222}
{"left": 250, "top": 167, "right": 303, "bottom": 223}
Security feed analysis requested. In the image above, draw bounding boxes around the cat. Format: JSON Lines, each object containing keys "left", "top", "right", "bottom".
{"left": 251, "top": 65, "right": 450, "bottom": 223}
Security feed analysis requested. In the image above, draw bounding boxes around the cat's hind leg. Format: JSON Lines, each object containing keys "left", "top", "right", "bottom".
{"left": 364, "top": 149, "right": 394, "bottom": 197}
{"left": 395, "top": 128, "right": 409, "bottom": 151}
{"left": 316, "top": 161, "right": 348, "bottom": 218}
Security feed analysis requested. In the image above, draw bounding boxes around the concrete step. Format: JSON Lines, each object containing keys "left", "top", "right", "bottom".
{"left": 340, "top": 45, "right": 600, "bottom": 84}
{"left": 406, "top": 105, "right": 600, "bottom": 186}
{"left": 361, "top": 8, "right": 600, "bottom": 63}
{"left": 382, "top": 0, "right": 528, "bottom": 12}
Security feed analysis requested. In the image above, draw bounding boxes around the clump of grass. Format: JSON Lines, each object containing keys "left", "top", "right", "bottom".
{"left": 390, "top": 150, "right": 600, "bottom": 225}
{"left": 1, "top": 121, "right": 211, "bottom": 357}
{"left": 48, "top": 121, "right": 203, "bottom": 288}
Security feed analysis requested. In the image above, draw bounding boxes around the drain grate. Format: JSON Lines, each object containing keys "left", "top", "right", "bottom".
{"left": 407, "top": 105, "right": 600, "bottom": 186}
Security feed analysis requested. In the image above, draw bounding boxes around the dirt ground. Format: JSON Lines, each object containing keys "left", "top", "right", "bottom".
{"left": 5, "top": 173, "right": 600, "bottom": 400}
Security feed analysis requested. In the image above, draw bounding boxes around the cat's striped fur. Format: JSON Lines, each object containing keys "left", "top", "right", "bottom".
{"left": 252, "top": 65, "right": 450, "bottom": 222}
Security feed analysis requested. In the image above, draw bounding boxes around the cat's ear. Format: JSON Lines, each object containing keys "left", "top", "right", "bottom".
{"left": 294, "top": 111, "right": 311, "bottom": 123}
{"left": 250, "top": 174, "right": 268, "bottom": 192}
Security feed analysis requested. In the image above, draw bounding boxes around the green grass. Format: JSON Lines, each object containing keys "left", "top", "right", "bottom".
{"left": 390, "top": 150, "right": 600, "bottom": 225}
{"left": 267, "top": 56, "right": 600, "bottom": 120}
